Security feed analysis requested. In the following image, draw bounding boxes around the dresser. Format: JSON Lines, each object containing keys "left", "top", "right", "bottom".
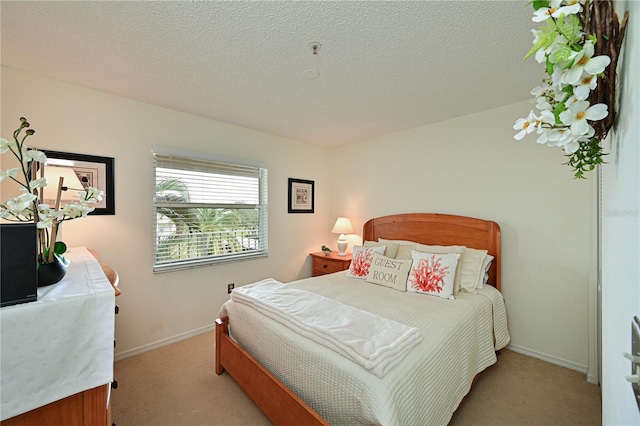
{"left": 0, "top": 247, "right": 117, "bottom": 425}
{"left": 310, "top": 251, "right": 352, "bottom": 276}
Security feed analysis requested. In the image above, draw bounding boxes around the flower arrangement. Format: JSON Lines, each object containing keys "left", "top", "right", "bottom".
{"left": 514, "top": 0, "right": 628, "bottom": 178}
{"left": 0, "top": 117, "right": 103, "bottom": 268}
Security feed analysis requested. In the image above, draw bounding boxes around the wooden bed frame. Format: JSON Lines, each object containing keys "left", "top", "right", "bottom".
{"left": 215, "top": 213, "right": 501, "bottom": 425}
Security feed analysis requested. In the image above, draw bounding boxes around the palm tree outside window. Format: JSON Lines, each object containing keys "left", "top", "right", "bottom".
{"left": 153, "top": 148, "right": 268, "bottom": 272}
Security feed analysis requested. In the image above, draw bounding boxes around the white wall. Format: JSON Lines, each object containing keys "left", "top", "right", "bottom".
{"left": 329, "top": 101, "right": 596, "bottom": 372}
{"left": 601, "top": 1, "right": 640, "bottom": 424}
{"left": 1, "top": 67, "right": 331, "bottom": 357}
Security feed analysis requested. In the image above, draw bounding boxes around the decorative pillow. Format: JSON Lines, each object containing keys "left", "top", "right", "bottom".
{"left": 396, "top": 244, "right": 466, "bottom": 293}
{"left": 478, "top": 254, "right": 495, "bottom": 289}
{"left": 407, "top": 251, "right": 460, "bottom": 300}
{"left": 346, "top": 245, "right": 386, "bottom": 279}
{"left": 378, "top": 238, "right": 419, "bottom": 250}
{"left": 365, "top": 252, "right": 412, "bottom": 291}
{"left": 457, "top": 248, "right": 489, "bottom": 293}
{"left": 364, "top": 240, "right": 399, "bottom": 259}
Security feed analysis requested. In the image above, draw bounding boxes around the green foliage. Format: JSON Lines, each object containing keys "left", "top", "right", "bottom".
{"left": 552, "top": 102, "right": 567, "bottom": 125}
{"left": 532, "top": 0, "right": 550, "bottom": 10}
{"left": 564, "top": 138, "right": 607, "bottom": 179}
{"left": 155, "top": 178, "right": 261, "bottom": 263}
{"left": 524, "top": 23, "right": 558, "bottom": 60}
{"left": 556, "top": 14, "right": 582, "bottom": 47}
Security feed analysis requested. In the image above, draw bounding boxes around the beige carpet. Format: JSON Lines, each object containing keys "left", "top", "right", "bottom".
{"left": 112, "top": 331, "right": 601, "bottom": 426}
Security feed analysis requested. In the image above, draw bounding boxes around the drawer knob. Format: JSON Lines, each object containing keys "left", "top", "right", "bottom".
{"left": 111, "top": 379, "right": 118, "bottom": 389}
{"left": 115, "top": 305, "right": 120, "bottom": 315}
{"left": 323, "top": 264, "right": 327, "bottom": 268}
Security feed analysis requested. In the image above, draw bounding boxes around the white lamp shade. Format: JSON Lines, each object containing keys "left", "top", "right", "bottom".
{"left": 332, "top": 217, "right": 353, "bottom": 256}
{"left": 43, "top": 166, "right": 84, "bottom": 201}
{"left": 331, "top": 217, "right": 354, "bottom": 235}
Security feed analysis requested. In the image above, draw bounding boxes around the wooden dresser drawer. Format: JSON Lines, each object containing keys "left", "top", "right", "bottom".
{"left": 309, "top": 252, "right": 352, "bottom": 277}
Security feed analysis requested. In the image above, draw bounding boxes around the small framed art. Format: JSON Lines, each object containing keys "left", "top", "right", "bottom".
{"left": 288, "top": 178, "right": 314, "bottom": 214}
{"left": 42, "top": 150, "right": 115, "bottom": 215}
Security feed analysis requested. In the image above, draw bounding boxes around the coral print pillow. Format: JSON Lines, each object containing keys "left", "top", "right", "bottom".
{"left": 407, "top": 250, "right": 460, "bottom": 300}
{"left": 346, "top": 245, "right": 386, "bottom": 279}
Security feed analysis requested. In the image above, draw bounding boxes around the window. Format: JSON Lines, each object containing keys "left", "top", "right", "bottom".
{"left": 153, "top": 147, "right": 268, "bottom": 272}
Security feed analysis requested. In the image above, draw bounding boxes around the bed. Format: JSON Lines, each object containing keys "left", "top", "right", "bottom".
{"left": 215, "top": 213, "right": 509, "bottom": 425}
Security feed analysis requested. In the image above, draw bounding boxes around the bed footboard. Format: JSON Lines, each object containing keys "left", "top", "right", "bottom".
{"left": 215, "top": 317, "right": 329, "bottom": 426}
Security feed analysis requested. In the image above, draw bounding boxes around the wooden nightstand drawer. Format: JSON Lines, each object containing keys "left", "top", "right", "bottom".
{"left": 310, "top": 252, "right": 352, "bottom": 277}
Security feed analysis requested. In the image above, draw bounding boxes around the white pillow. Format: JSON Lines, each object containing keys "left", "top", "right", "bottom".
{"left": 478, "top": 254, "right": 495, "bottom": 289}
{"left": 365, "top": 252, "right": 412, "bottom": 291}
{"left": 346, "top": 245, "right": 386, "bottom": 279}
{"left": 396, "top": 244, "right": 466, "bottom": 293}
{"left": 364, "top": 240, "right": 399, "bottom": 259}
{"left": 378, "top": 238, "right": 419, "bottom": 248}
{"left": 457, "top": 248, "right": 489, "bottom": 293}
{"left": 406, "top": 250, "right": 460, "bottom": 300}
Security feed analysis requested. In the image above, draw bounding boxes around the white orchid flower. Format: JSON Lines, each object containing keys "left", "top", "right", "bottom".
{"left": 29, "top": 177, "right": 48, "bottom": 190}
{"left": 562, "top": 41, "right": 611, "bottom": 85}
{"left": 78, "top": 187, "right": 104, "bottom": 203}
{"left": 22, "top": 149, "right": 47, "bottom": 163}
{"left": 37, "top": 212, "right": 54, "bottom": 229}
{"left": 513, "top": 110, "right": 539, "bottom": 140}
{"left": 1, "top": 138, "right": 14, "bottom": 154}
{"left": 0, "top": 168, "right": 21, "bottom": 182}
{"left": 559, "top": 101, "right": 608, "bottom": 135}
{"left": 6, "top": 192, "right": 37, "bottom": 212}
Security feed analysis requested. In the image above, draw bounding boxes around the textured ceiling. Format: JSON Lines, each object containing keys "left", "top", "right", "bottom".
{"left": 1, "top": 1, "right": 542, "bottom": 147}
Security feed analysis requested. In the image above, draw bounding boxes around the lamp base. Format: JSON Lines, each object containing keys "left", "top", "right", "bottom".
{"left": 337, "top": 241, "right": 348, "bottom": 256}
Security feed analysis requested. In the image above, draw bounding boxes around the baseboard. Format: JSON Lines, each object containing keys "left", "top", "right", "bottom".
{"left": 114, "top": 324, "right": 216, "bottom": 362}
{"left": 506, "top": 343, "right": 589, "bottom": 376}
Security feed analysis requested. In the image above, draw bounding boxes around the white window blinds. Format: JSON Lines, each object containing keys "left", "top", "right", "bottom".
{"left": 153, "top": 149, "right": 268, "bottom": 272}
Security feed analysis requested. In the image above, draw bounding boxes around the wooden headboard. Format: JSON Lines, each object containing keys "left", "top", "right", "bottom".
{"left": 363, "top": 213, "right": 501, "bottom": 291}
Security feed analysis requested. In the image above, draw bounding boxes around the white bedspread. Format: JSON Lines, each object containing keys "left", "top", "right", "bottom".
{"left": 231, "top": 278, "right": 422, "bottom": 378}
{"left": 218, "top": 272, "right": 510, "bottom": 426}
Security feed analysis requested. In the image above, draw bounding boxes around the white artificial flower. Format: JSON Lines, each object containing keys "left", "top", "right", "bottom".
{"left": 532, "top": 1, "right": 562, "bottom": 22}
{"left": 562, "top": 41, "right": 611, "bottom": 85}
{"left": 37, "top": 212, "right": 54, "bottom": 229}
{"left": 537, "top": 126, "right": 571, "bottom": 147}
{"left": 530, "top": 84, "right": 549, "bottom": 97}
{"left": 513, "top": 110, "right": 539, "bottom": 140}
{"left": 559, "top": 101, "right": 608, "bottom": 135}
{"left": 532, "top": 0, "right": 580, "bottom": 22}
{"left": 29, "top": 177, "right": 48, "bottom": 190}
{"left": 573, "top": 74, "right": 598, "bottom": 100}
{"left": 0, "top": 168, "right": 21, "bottom": 182}
{"left": 78, "top": 187, "right": 104, "bottom": 203}
{"left": 1, "top": 138, "right": 13, "bottom": 154}
{"left": 536, "top": 96, "right": 552, "bottom": 111}
{"left": 22, "top": 149, "right": 47, "bottom": 163}
{"left": 5, "top": 192, "right": 37, "bottom": 212}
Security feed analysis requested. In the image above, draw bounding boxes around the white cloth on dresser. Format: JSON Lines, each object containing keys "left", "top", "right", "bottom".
{"left": 231, "top": 278, "right": 422, "bottom": 378}
{"left": 0, "top": 247, "right": 115, "bottom": 421}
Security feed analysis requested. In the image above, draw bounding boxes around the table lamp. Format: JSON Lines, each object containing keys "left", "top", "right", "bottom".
{"left": 331, "top": 217, "right": 353, "bottom": 256}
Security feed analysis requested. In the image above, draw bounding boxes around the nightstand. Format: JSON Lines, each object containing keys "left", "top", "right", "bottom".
{"left": 310, "top": 252, "right": 352, "bottom": 277}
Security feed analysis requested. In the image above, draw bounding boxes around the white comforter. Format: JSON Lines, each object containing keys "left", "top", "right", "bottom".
{"left": 218, "top": 272, "right": 510, "bottom": 426}
{"left": 231, "top": 278, "right": 422, "bottom": 378}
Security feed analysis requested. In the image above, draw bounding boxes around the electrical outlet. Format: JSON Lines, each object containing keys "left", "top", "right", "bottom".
{"left": 227, "top": 283, "right": 235, "bottom": 294}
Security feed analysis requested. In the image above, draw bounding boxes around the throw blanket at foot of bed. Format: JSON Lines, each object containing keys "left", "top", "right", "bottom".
{"left": 230, "top": 278, "right": 422, "bottom": 378}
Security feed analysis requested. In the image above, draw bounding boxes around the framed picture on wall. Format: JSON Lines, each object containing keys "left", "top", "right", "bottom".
{"left": 288, "top": 178, "right": 314, "bottom": 214}
{"left": 42, "top": 150, "right": 115, "bottom": 215}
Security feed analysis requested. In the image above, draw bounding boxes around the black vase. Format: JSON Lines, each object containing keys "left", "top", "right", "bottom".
{"left": 37, "top": 256, "right": 67, "bottom": 287}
